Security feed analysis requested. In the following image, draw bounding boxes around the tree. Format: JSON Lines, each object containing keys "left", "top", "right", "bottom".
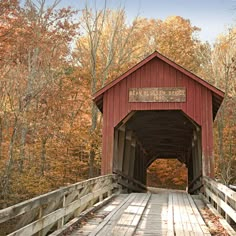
{"left": 75, "top": 3, "right": 144, "bottom": 177}
{"left": 211, "top": 29, "right": 236, "bottom": 185}
{"left": 133, "top": 16, "right": 203, "bottom": 74}
{"left": 0, "top": 0, "right": 81, "bottom": 206}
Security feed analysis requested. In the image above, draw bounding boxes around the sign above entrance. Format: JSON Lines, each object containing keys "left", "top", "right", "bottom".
{"left": 129, "top": 87, "right": 186, "bottom": 102}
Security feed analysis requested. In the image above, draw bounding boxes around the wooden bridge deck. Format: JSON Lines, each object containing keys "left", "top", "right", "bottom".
{"left": 70, "top": 190, "right": 211, "bottom": 236}
{"left": 1, "top": 175, "right": 235, "bottom": 235}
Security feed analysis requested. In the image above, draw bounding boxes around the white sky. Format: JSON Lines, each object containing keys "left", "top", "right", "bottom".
{"left": 54, "top": 0, "right": 236, "bottom": 44}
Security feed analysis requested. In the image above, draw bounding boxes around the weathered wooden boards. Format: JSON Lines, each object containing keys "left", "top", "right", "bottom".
{"left": 203, "top": 176, "right": 236, "bottom": 225}
{"left": 135, "top": 191, "right": 169, "bottom": 235}
{"left": 0, "top": 175, "right": 119, "bottom": 236}
{"left": 135, "top": 192, "right": 211, "bottom": 236}
{"left": 70, "top": 194, "right": 129, "bottom": 236}
{"left": 70, "top": 191, "right": 211, "bottom": 236}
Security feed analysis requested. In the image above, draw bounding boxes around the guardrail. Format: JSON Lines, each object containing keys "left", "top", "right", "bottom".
{"left": 202, "top": 176, "right": 236, "bottom": 226}
{"left": 229, "top": 185, "right": 236, "bottom": 191}
{"left": 0, "top": 174, "right": 119, "bottom": 236}
{"left": 114, "top": 170, "right": 147, "bottom": 193}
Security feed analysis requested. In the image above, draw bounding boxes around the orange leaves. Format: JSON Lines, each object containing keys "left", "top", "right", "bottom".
{"left": 213, "top": 29, "right": 236, "bottom": 183}
{"left": 147, "top": 159, "right": 187, "bottom": 190}
{"left": 0, "top": 0, "right": 86, "bottom": 208}
{"left": 131, "top": 16, "right": 202, "bottom": 74}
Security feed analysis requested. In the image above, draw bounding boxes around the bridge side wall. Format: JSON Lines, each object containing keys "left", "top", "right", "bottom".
{"left": 101, "top": 57, "right": 214, "bottom": 177}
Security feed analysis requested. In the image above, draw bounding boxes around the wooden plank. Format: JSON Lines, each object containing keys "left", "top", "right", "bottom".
{"left": 186, "top": 194, "right": 211, "bottom": 235}
{"left": 129, "top": 87, "right": 186, "bottom": 102}
{"left": 200, "top": 194, "right": 236, "bottom": 236}
{"left": 90, "top": 193, "right": 136, "bottom": 236}
{"left": 177, "top": 193, "right": 193, "bottom": 236}
{"left": 229, "top": 185, "right": 236, "bottom": 191}
{"left": 8, "top": 208, "right": 64, "bottom": 236}
{"left": 179, "top": 193, "right": 195, "bottom": 236}
{"left": 167, "top": 193, "right": 174, "bottom": 236}
{"left": 118, "top": 180, "right": 143, "bottom": 193}
{"left": 67, "top": 191, "right": 219, "bottom": 236}
{"left": 134, "top": 192, "right": 169, "bottom": 235}
{"left": 115, "top": 170, "right": 147, "bottom": 193}
{"left": 182, "top": 193, "right": 204, "bottom": 236}
{"left": 205, "top": 187, "right": 236, "bottom": 222}
{"left": 98, "top": 194, "right": 146, "bottom": 235}
{"left": 50, "top": 193, "right": 119, "bottom": 236}
{"left": 204, "top": 177, "right": 236, "bottom": 200}
{"left": 1, "top": 175, "right": 118, "bottom": 236}
{"left": 172, "top": 193, "right": 185, "bottom": 236}
{"left": 0, "top": 189, "right": 67, "bottom": 223}
{"left": 114, "top": 193, "right": 151, "bottom": 236}
{"left": 8, "top": 184, "right": 117, "bottom": 236}
{"left": 0, "top": 175, "right": 116, "bottom": 223}
{"left": 219, "top": 219, "right": 236, "bottom": 236}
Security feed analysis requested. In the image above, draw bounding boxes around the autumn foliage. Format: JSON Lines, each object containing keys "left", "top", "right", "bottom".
{"left": 0, "top": 0, "right": 235, "bottom": 209}
{"left": 147, "top": 159, "right": 187, "bottom": 190}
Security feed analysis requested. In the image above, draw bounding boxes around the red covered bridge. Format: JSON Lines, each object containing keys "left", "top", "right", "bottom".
{"left": 93, "top": 51, "right": 224, "bottom": 193}
{"left": 3, "top": 52, "right": 236, "bottom": 236}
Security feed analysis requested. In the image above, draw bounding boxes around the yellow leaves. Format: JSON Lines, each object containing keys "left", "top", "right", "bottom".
{"left": 212, "top": 27, "right": 236, "bottom": 93}
{"left": 0, "top": 1, "right": 87, "bottom": 208}
{"left": 212, "top": 27, "right": 236, "bottom": 185}
{"left": 129, "top": 16, "right": 202, "bottom": 74}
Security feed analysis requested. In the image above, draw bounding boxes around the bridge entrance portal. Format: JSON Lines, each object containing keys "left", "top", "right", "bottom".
{"left": 113, "top": 110, "right": 202, "bottom": 193}
{"left": 93, "top": 51, "right": 224, "bottom": 193}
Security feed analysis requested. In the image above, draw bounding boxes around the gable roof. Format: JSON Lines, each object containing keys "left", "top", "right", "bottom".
{"left": 93, "top": 51, "right": 224, "bottom": 118}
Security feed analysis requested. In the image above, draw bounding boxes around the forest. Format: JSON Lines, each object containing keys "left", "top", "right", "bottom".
{"left": 0, "top": 0, "right": 235, "bottom": 209}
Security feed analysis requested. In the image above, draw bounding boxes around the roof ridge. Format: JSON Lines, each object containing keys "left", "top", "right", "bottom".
{"left": 93, "top": 51, "right": 224, "bottom": 103}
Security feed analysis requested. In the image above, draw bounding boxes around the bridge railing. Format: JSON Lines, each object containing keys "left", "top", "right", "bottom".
{"left": 114, "top": 170, "right": 147, "bottom": 193}
{"left": 202, "top": 176, "right": 236, "bottom": 226}
{"left": 0, "top": 174, "right": 119, "bottom": 236}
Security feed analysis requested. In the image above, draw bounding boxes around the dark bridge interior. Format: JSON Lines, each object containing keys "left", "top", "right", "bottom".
{"left": 113, "top": 110, "right": 202, "bottom": 193}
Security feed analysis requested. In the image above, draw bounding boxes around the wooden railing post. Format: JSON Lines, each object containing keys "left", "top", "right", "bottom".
{"left": 225, "top": 195, "right": 233, "bottom": 225}
{"left": 0, "top": 174, "right": 119, "bottom": 236}
{"left": 38, "top": 206, "right": 43, "bottom": 236}
{"left": 57, "top": 195, "right": 66, "bottom": 229}
{"left": 216, "top": 191, "right": 222, "bottom": 215}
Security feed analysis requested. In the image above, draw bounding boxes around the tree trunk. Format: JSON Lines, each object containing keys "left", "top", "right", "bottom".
{"left": 2, "top": 116, "right": 18, "bottom": 203}
{"left": 217, "top": 116, "right": 224, "bottom": 162}
{"left": 89, "top": 100, "right": 98, "bottom": 178}
{"left": 19, "top": 124, "right": 27, "bottom": 172}
{"left": 41, "top": 138, "right": 47, "bottom": 176}
{"left": 89, "top": 146, "right": 95, "bottom": 178}
{"left": 0, "top": 117, "right": 3, "bottom": 159}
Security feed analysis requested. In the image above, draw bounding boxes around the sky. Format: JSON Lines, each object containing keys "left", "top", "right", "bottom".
{"left": 56, "top": 0, "right": 236, "bottom": 44}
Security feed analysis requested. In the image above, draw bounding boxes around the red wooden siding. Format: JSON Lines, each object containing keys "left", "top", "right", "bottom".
{"left": 95, "top": 53, "right": 224, "bottom": 178}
